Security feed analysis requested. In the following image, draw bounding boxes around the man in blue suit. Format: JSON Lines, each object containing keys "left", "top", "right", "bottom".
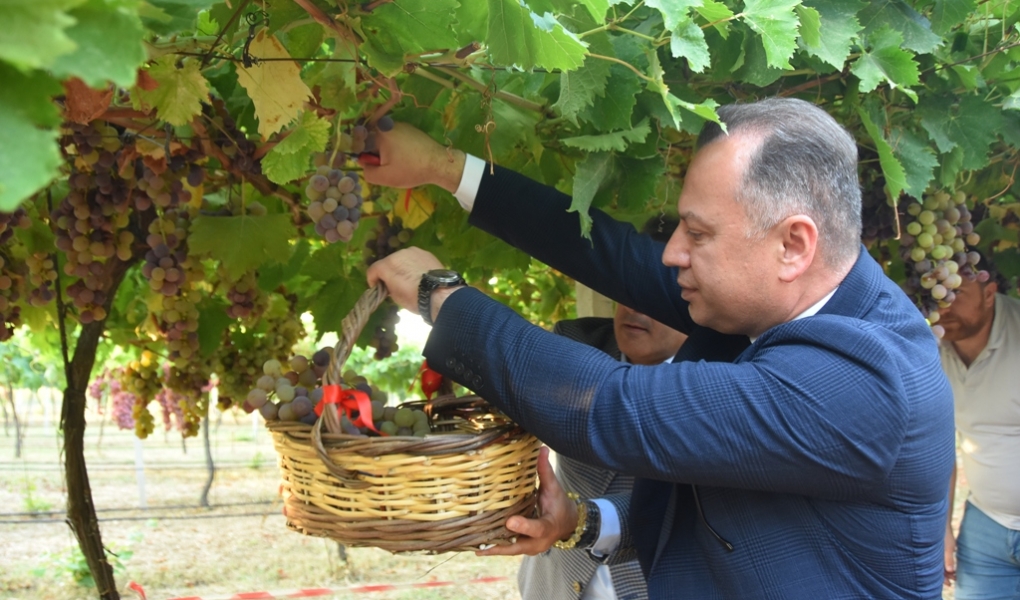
{"left": 362, "top": 98, "right": 955, "bottom": 599}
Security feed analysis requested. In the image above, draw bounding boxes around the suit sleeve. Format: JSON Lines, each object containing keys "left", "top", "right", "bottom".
{"left": 468, "top": 164, "right": 696, "bottom": 334}
{"left": 426, "top": 288, "right": 912, "bottom": 500}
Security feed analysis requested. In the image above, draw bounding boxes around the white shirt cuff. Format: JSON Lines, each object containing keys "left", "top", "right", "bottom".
{"left": 589, "top": 498, "right": 621, "bottom": 557}
{"left": 452, "top": 154, "right": 485, "bottom": 211}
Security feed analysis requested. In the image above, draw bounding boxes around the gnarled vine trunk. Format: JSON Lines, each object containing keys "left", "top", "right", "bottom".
{"left": 61, "top": 260, "right": 132, "bottom": 600}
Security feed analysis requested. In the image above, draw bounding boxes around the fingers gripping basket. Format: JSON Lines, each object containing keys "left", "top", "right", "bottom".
{"left": 266, "top": 284, "right": 541, "bottom": 553}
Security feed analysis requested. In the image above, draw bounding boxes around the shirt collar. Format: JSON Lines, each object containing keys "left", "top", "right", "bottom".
{"left": 748, "top": 287, "right": 838, "bottom": 343}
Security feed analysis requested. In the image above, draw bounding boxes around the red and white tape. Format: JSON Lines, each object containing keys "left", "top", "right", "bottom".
{"left": 129, "top": 576, "right": 509, "bottom": 600}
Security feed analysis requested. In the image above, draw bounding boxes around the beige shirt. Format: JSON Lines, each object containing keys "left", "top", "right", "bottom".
{"left": 940, "top": 294, "right": 1020, "bottom": 530}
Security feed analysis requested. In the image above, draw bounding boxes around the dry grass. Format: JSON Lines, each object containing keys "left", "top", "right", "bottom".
{"left": 0, "top": 402, "right": 522, "bottom": 600}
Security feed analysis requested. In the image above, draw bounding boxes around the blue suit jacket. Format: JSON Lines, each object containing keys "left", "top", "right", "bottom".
{"left": 424, "top": 165, "right": 955, "bottom": 599}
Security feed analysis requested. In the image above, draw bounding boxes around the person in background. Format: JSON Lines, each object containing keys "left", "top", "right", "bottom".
{"left": 939, "top": 253, "right": 1020, "bottom": 600}
{"left": 520, "top": 216, "right": 687, "bottom": 600}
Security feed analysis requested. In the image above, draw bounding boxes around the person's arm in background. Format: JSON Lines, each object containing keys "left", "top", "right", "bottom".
{"left": 945, "top": 460, "right": 958, "bottom": 585}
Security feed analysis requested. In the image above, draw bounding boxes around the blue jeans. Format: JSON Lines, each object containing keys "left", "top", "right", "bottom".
{"left": 956, "top": 501, "right": 1020, "bottom": 600}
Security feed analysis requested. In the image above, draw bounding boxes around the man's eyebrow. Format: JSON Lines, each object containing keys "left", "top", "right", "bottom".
{"left": 679, "top": 211, "right": 709, "bottom": 227}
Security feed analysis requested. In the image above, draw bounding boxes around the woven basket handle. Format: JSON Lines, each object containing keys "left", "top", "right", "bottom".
{"left": 311, "top": 283, "right": 387, "bottom": 487}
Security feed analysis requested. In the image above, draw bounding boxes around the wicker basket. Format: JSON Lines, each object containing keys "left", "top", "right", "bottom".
{"left": 266, "top": 284, "right": 541, "bottom": 553}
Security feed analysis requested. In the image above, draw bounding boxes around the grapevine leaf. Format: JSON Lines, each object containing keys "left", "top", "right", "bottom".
{"left": 49, "top": 0, "right": 147, "bottom": 88}
{"left": 857, "top": 0, "right": 941, "bottom": 54}
{"left": 282, "top": 23, "right": 325, "bottom": 59}
{"left": 734, "top": 33, "right": 784, "bottom": 86}
{"left": 471, "top": 238, "right": 532, "bottom": 271}
{"left": 579, "top": 62, "right": 641, "bottom": 131}
{"left": 235, "top": 30, "right": 313, "bottom": 139}
{"left": 264, "top": 0, "right": 308, "bottom": 35}
{"left": 453, "top": 0, "right": 489, "bottom": 43}
{"left": 0, "top": 0, "right": 83, "bottom": 71}
{"left": 196, "top": 299, "right": 231, "bottom": 358}
{"left": 487, "top": 0, "right": 588, "bottom": 71}
{"left": 258, "top": 239, "right": 310, "bottom": 292}
{"left": 310, "top": 277, "right": 366, "bottom": 337}
{"left": 261, "top": 110, "right": 334, "bottom": 184}
{"left": 918, "top": 95, "right": 1005, "bottom": 170}
{"left": 553, "top": 54, "right": 612, "bottom": 123}
{"left": 1004, "top": 89, "right": 1020, "bottom": 111}
{"left": 138, "top": 0, "right": 205, "bottom": 36}
{"left": 0, "top": 65, "right": 63, "bottom": 211}
{"left": 671, "top": 17, "right": 711, "bottom": 72}
{"left": 13, "top": 215, "right": 57, "bottom": 253}
{"left": 646, "top": 0, "right": 702, "bottom": 31}
{"left": 796, "top": 5, "right": 821, "bottom": 48}
{"left": 188, "top": 213, "right": 296, "bottom": 281}
{"left": 930, "top": 0, "right": 974, "bottom": 35}
{"left": 888, "top": 127, "right": 938, "bottom": 199}
{"left": 569, "top": 152, "right": 615, "bottom": 238}
{"left": 134, "top": 56, "right": 209, "bottom": 126}
{"left": 561, "top": 119, "right": 651, "bottom": 152}
{"left": 858, "top": 104, "right": 907, "bottom": 200}
{"left": 696, "top": 0, "right": 735, "bottom": 37}
{"left": 850, "top": 27, "right": 920, "bottom": 101}
{"left": 800, "top": 0, "right": 864, "bottom": 69}
{"left": 360, "top": 0, "right": 461, "bottom": 55}
{"left": 614, "top": 155, "right": 667, "bottom": 212}
{"left": 741, "top": 0, "right": 801, "bottom": 70}
{"left": 259, "top": 152, "right": 309, "bottom": 186}
{"left": 576, "top": 0, "right": 610, "bottom": 21}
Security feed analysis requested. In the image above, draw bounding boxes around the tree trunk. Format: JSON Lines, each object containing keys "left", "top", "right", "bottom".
{"left": 1, "top": 385, "right": 9, "bottom": 437}
{"left": 7, "top": 384, "right": 22, "bottom": 458}
{"left": 62, "top": 260, "right": 132, "bottom": 600}
{"left": 199, "top": 412, "right": 214, "bottom": 508}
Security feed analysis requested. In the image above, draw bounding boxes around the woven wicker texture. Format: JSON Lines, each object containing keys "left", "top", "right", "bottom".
{"left": 267, "top": 284, "right": 541, "bottom": 553}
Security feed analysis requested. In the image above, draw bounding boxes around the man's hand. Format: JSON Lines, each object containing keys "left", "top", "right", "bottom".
{"left": 358, "top": 122, "right": 466, "bottom": 193}
{"left": 476, "top": 446, "right": 580, "bottom": 557}
{"left": 366, "top": 247, "right": 446, "bottom": 314}
{"left": 944, "top": 526, "right": 957, "bottom": 585}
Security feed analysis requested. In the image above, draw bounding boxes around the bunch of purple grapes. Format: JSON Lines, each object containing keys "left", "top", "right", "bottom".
{"left": 155, "top": 386, "right": 187, "bottom": 434}
{"left": 0, "top": 207, "right": 30, "bottom": 245}
{"left": 54, "top": 122, "right": 135, "bottom": 323}
{"left": 224, "top": 271, "right": 264, "bottom": 320}
{"left": 106, "top": 374, "right": 137, "bottom": 431}
{"left": 305, "top": 167, "right": 364, "bottom": 244}
{"left": 0, "top": 253, "right": 22, "bottom": 341}
{"left": 898, "top": 190, "right": 987, "bottom": 338}
{"left": 369, "top": 301, "right": 400, "bottom": 360}
{"left": 364, "top": 215, "right": 413, "bottom": 266}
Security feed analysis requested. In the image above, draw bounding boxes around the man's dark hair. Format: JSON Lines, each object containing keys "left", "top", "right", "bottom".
{"left": 697, "top": 97, "right": 862, "bottom": 267}
{"left": 641, "top": 214, "right": 679, "bottom": 244}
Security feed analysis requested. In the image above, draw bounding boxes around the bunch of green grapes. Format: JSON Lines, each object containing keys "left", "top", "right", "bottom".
{"left": 164, "top": 362, "right": 211, "bottom": 437}
{"left": 898, "top": 190, "right": 986, "bottom": 338}
{"left": 25, "top": 252, "right": 57, "bottom": 306}
{"left": 121, "top": 350, "right": 163, "bottom": 438}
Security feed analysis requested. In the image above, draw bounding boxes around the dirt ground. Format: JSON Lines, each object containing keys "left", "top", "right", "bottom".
{"left": 0, "top": 393, "right": 968, "bottom": 600}
{"left": 0, "top": 399, "right": 522, "bottom": 600}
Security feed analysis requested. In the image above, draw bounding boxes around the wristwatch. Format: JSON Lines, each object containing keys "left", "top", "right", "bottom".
{"left": 418, "top": 269, "right": 465, "bottom": 326}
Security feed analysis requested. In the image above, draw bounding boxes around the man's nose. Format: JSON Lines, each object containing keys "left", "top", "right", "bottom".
{"left": 662, "top": 231, "right": 690, "bottom": 269}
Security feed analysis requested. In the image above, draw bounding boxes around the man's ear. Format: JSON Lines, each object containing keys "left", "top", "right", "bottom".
{"left": 776, "top": 215, "right": 818, "bottom": 283}
{"left": 983, "top": 280, "right": 998, "bottom": 309}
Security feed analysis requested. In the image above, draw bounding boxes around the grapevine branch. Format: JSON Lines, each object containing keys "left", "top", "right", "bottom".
{"left": 291, "top": 0, "right": 361, "bottom": 45}
{"left": 430, "top": 67, "right": 555, "bottom": 118}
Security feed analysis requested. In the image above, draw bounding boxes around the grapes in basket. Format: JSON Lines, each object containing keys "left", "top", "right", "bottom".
{"left": 248, "top": 349, "right": 430, "bottom": 437}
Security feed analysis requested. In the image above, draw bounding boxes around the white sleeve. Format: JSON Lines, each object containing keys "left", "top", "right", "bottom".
{"left": 589, "top": 498, "right": 621, "bottom": 557}
{"left": 452, "top": 154, "right": 486, "bottom": 211}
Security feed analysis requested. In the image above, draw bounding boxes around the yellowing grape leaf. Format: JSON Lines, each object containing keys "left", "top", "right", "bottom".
{"left": 235, "top": 30, "right": 312, "bottom": 139}
{"left": 134, "top": 56, "right": 209, "bottom": 126}
{"left": 394, "top": 189, "right": 435, "bottom": 229}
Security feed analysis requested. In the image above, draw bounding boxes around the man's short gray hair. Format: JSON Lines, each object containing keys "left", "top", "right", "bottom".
{"left": 697, "top": 98, "right": 862, "bottom": 267}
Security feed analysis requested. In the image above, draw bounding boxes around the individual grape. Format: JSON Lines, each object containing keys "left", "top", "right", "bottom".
{"left": 376, "top": 116, "right": 395, "bottom": 132}
{"left": 379, "top": 421, "right": 399, "bottom": 436}
{"left": 277, "top": 402, "right": 298, "bottom": 421}
{"left": 247, "top": 388, "right": 269, "bottom": 409}
{"left": 393, "top": 407, "right": 415, "bottom": 428}
{"left": 260, "top": 401, "right": 279, "bottom": 421}
{"left": 291, "top": 397, "right": 314, "bottom": 418}
{"left": 312, "top": 349, "right": 330, "bottom": 367}
{"left": 264, "top": 359, "right": 283, "bottom": 377}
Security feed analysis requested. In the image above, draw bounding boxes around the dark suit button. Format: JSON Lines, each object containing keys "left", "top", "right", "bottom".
{"left": 454, "top": 363, "right": 464, "bottom": 375}
{"left": 473, "top": 376, "right": 483, "bottom": 389}
{"left": 446, "top": 358, "right": 456, "bottom": 368}
{"left": 463, "top": 369, "right": 473, "bottom": 380}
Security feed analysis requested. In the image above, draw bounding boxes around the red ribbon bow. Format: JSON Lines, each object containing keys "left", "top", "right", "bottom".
{"left": 314, "top": 385, "right": 380, "bottom": 434}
